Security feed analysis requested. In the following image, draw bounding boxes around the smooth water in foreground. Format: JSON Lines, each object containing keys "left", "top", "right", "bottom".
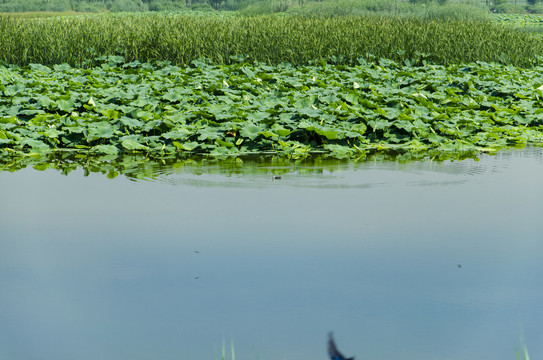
{"left": 1, "top": 148, "right": 543, "bottom": 360}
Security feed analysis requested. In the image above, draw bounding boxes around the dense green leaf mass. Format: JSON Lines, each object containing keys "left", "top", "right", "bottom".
{"left": 493, "top": 13, "right": 543, "bottom": 25}
{"left": 1, "top": 58, "right": 543, "bottom": 160}
{"left": 1, "top": 13, "right": 543, "bottom": 67}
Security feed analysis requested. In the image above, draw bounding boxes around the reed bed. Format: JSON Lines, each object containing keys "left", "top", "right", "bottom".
{"left": 0, "top": 12, "right": 543, "bottom": 67}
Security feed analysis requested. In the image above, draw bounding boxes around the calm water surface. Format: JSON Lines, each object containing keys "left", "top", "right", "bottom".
{"left": 1, "top": 148, "right": 543, "bottom": 360}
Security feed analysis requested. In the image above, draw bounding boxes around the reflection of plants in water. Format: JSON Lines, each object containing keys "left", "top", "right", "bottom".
{"left": 0, "top": 150, "right": 482, "bottom": 179}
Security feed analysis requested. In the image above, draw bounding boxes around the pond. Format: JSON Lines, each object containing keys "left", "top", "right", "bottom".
{"left": 1, "top": 147, "right": 543, "bottom": 360}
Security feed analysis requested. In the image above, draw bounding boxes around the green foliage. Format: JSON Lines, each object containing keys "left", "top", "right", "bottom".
{"left": 1, "top": 59, "right": 543, "bottom": 160}
{"left": 221, "top": 340, "right": 235, "bottom": 360}
{"left": 492, "top": 12, "right": 543, "bottom": 32}
{"left": 408, "top": 0, "right": 432, "bottom": 5}
{"left": 283, "top": 0, "right": 410, "bottom": 16}
{"left": 0, "top": 0, "right": 490, "bottom": 17}
{"left": 492, "top": 12, "right": 543, "bottom": 23}
{"left": 421, "top": 3, "right": 489, "bottom": 21}
{"left": 188, "top": 2, "right": 214, "bottom": 10}
{"left": 516, "top": 338, "right": 530, "bottom": 360}
{"left": 0, "top": 13, "right": 540, "bottom": 68}
{"left": 209, "top": 0, "right": 224, "bottom": 9}
{"left": 147, "top": 0, "right": 188, "bottom": 11}
{"left": 72, "top": 2, "right": 109, "bottom": 11}
{"left": 222, "top": 0, "right": 261, "bottom": 11}
{"left": 266, "top": 0, "right": 487, "bottom": 19}
{"left": 493, "top": 0, "right": 508, "bottom": 6}
{"left": 0, "top": 0, "right": 198, "bottom": 12}
{"left": 492, "top": 3, "right": 526, "bottom": 13}
{"left": 0, "top": 0, "right": 72, "bottom": 12}
{"left": 240, "top": 0, "right": 294, "bottom": 14}
{"left": 107, "top": 0, "right": 149, "bottom": 11}
{"left": 526, "top": 3, "right": 543, "bottom": 13}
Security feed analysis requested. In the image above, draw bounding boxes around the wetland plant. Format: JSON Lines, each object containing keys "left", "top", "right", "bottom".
{"left": 1, "top": 13, "right": 542, "bottom": 67}
{"left": 221, "top": 340, "right": 236, "bottom": 360}
{"left": 2, "top": 59, "right": 543, "bottom": 160}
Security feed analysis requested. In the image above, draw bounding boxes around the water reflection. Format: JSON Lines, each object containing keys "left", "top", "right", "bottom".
{"left": 135, "top": 146, "right": 539, "bottom": 190}
{"left": 1, "top": 147, "right": 542, "bottom": 360}
{"left": 0, "top": 148, "right": 483, "bottom": 183}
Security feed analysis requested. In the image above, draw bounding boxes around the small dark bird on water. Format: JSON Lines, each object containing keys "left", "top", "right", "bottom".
{"left": 328, "top": 332, "right": 355, "bottom": 360}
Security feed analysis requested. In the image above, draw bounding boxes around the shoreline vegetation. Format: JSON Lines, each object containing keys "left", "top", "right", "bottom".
{"left": 0, "top": 0, "right": 543, "bottom": 16}
{"left": 1, "top": 13, "right": 543, "bottom": 67}
{"left": 1, "top": 6, "right": 543, "bottom": 162}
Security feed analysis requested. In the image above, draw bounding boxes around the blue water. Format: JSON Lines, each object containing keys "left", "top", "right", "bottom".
{"left": 1, "top": 148, "right": 543, "bottom": 360}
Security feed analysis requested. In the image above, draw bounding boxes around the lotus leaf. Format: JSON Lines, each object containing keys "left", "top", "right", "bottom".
{"left": 1, "top": 58, "right": 543, "bottom": 160}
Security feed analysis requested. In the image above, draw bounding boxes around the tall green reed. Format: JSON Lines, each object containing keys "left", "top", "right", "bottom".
{"left": 0, "top": 13, "right": 542, "bottom": 67}
{"left": 221, "top": 340, "right": 236, "bottom": 360}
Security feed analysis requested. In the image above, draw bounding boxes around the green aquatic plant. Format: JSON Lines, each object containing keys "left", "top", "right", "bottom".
{"left": 493, "top": 13, "right": 543, "bottom": 25}
{"left": 0, "top": 13, "right": 542, "bottom": 67}
{"left": 516, "top": 336, "right": 530, "bottom": 360}
{"left": 1, "top": 58, "right": 543, "bottom": 161}
{"left": 221, "top": 340, "right": 236, "bottom": 360}
{"left": 284, "top": 0, "right": 489, "bottom": 21}
{"left": 516, "top": 346, "right": 530, "bottom": 360}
